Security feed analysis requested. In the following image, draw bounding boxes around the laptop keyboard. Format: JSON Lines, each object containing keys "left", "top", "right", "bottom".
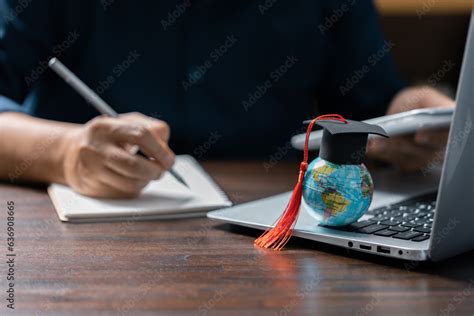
{"left": 336, "top": 193, "right": 436, "bottom": 242}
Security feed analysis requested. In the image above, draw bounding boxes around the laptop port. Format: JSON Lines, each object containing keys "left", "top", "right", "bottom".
{"left": 377, "top": 246, "right": 390, "bottom": 254}
{"left": 359, "top": 244, "right": 372, "bottom": 251}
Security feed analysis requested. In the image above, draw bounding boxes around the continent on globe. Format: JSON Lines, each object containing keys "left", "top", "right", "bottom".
{"left": 360, "top": 168, "right": 373, "bottom": 198}
{"left": 312, "top": 164, "right": 335, "bottom": 183}
{"left": 321, "top": 188, "right": 350, "bottom": 218}
{"left": 302, "top": 157, "right": 374, "bottom": 227}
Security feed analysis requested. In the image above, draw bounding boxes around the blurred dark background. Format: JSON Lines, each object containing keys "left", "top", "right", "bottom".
{"left": 376, "top": 0, "right": 472, "bottom": 97}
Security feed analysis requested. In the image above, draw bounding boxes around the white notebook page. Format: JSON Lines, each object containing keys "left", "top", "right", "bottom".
{"left": 48, "top": 155, "right": 231, "bottom": 221}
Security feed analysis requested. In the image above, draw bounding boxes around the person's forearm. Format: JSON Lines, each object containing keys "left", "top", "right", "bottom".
{"left": 0, "top": 112, "right": 79, "bottom": 184}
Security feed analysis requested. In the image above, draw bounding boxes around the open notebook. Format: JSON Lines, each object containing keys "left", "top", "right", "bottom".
{"left": 48, "top": 155, "right": 232, "bottom": 222}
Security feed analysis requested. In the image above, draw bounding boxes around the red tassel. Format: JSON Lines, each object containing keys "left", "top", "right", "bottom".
{"left": 254, "top": 114, "right": 347, "bottom": 250}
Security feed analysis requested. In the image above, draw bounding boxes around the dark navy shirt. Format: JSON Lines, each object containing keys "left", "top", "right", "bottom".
{"left": 0, "top": 0, "right": 404, "bottom": 157}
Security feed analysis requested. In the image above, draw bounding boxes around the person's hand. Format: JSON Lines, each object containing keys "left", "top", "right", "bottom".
{"left": 367, "top": 86, "right": 455, "bottom": 172}
{"left": 61, "top": 112, "right": 175, "bottom": 198}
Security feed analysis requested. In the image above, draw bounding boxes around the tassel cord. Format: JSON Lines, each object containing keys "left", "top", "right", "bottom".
{"left": 254, "top": 114, "right": 347, "bottom": 250}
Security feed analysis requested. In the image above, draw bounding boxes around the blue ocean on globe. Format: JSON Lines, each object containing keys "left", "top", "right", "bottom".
{"left": 302, "top": 157, "right": 374, "bottom": 227}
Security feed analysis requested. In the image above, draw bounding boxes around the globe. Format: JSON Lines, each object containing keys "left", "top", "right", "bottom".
{"left": 302, "top": 157, "right": 374, "bottom": 226}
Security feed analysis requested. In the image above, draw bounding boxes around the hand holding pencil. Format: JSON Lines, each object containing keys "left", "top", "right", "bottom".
{"left": 48, "top": 58, "right": 187, "bottom": 198}
{"left": 61, "top": 113, "right": 175, "bottom": 198}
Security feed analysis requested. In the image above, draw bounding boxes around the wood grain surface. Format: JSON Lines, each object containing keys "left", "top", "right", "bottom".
{"left": 376, "top": 0, "right": 472, "bottom": 15}
{"left": 0, "top": 161, "right": 473, "bottom": 316}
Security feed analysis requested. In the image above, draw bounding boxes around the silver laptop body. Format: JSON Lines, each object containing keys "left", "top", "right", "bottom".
{"left": 208, "top": 11, "right": 474, "bottom": 261}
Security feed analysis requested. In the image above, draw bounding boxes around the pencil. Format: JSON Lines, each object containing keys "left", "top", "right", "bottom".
{"left": 48, "top": 57, "right": 189, "bottom": 188}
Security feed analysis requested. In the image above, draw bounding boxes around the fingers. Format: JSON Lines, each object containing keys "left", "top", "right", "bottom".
{"left": 97, "top": 165, "right": 149, "bottom": 197}
{"left": 66, "top": 115, "right": 175, "bottom": 199}
{"left": 416, "top": 87, "right": 456, "bottom": 109}
{"left": 414, "top": 128, "right": 449, "bottom": 148}
{"left": 120, "top": 112, "right": 171, "bottom": 142}
{"left": 104, "top": 146, "right": 163, "bottom": 180}
{"left": 115, "top": 124, "right": 175, "bottom": 169}
{"left": 71, "top": 145, "right": 152, "bottom": 199}
{"left": 87, "top": 116, "right": 175, "bottom": 170}
{"left": 387, "top": 86, "right": 455, "bottom": 115}
{"left": 364, "top": 86, "right": 454, "bottom": 172}
{"left": 367, "top": 137, "right": 444, "bottom": 172}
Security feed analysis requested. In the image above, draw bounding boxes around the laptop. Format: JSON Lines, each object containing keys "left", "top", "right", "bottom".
{"left": 208, "top": 10, "right": 474, "bottom": 261}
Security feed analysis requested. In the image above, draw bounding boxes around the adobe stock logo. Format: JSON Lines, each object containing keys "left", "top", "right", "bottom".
{"left": 161, "top": 0, "right": 191, "bottom": 30}
{"left": 318, "top": 0, "right": 358, "bottom": 35}
{"left": 24, "top": 30, "right": 80, "bottom": 87}
{"left": 3, "top": 0, "right": 32, "bottom": 25}
{"left": 339, "top": 40, "right": 394, "bottom": 96}
{"left": 182, "top": 35, "right": 238, "bottom": 91}
{"left": 242, "top": 55, "right": 298, "bottom": 111}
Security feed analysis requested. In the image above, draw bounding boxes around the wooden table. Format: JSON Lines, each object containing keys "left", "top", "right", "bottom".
{"left": 376, "top": 0, "right": 472, "bottom": 15}
{"left": 1, "top": 161, "right": 474, "bottom": 315}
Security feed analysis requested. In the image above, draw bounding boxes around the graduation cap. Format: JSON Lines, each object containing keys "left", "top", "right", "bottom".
{"left": 254, "top": 114, "right": 389, "bottom": 251}
{"left": 316, "top": 119, "right": 388, "bottom": 165}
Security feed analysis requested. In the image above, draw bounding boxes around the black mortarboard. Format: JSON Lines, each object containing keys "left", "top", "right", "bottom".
{"left": 315, "top": 119, "right": 388, "bottom": 165}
